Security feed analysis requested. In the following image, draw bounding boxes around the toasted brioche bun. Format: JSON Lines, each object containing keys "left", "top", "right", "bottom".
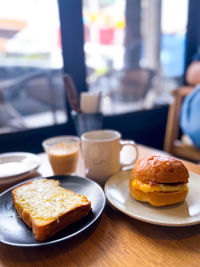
{"left": 129, "top": 181, "right": 188, "bottom": 207}
{"left": 129, "top": 155, "right": 189, "bottom": 207}
{"left": 131, "top": 155, "right": 189, "bottom": 184}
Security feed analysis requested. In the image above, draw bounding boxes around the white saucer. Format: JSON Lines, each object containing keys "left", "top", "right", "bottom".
{"left": 0, "top": 152, "right": 40, "bottom": 185}
{"left": 105, "top": 170, "right": 200, "bottom": 226}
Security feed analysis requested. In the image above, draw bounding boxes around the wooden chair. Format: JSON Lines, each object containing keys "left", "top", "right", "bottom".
{"left": 164, "top": 86, "right": 200, "bottom": 162}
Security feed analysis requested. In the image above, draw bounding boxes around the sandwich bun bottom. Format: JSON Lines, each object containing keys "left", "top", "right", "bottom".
{"left": 129, "top": 180, "right": 188, "bottom": 207}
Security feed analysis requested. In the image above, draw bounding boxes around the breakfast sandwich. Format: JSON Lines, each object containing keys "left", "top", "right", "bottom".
{"left": 129, "top": 155, "right": 189, "bottom": 207}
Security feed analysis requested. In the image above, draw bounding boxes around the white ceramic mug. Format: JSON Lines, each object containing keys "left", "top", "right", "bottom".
{"left": 81, "top": 130, "right": 138, "bottom": 183}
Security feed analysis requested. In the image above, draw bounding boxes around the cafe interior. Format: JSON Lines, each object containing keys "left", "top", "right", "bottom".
{"left": 1, "top": 0, "right": 200, "bottom": 266}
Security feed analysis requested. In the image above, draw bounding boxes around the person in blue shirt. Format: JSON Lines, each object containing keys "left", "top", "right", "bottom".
{"left": 180, "top": 54, "right": 200, "bottom": 148}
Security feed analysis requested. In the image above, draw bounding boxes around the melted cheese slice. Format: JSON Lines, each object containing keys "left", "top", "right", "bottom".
{"left": 14, "top": 179, "right": 89, "bottom": 222}
{"left": 132, "top": 179, "right": 188, "bottom": 193}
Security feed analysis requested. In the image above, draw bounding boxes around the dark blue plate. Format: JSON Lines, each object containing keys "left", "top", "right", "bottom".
{"left": 0, "top": 175, "right": 105, "bottom": 247}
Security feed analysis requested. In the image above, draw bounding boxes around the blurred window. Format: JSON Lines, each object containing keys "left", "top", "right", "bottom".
{"left": 0, "top": 0, "right": 66, "bottom": 134}
{"left": 0, "top": 0, "right": 189, "bottom": 134}
{"left": 83, "top": 0, "right": 188, "bottom": 114}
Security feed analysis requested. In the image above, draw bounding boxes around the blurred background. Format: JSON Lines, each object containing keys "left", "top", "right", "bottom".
{"left": 0, "top": 0, "right": 188, "bottom": 134}
{"left": 83, "top": 0, "right": 188, "bottom": 114}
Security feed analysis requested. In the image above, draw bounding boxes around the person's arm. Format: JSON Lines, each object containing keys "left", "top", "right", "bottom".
{"left": 186, "top": 61, "right": 200, "bottom": 85}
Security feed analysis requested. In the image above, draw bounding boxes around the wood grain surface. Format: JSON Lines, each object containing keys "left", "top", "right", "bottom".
{"left": 1, "top": 145, "right": 200, "bottom": 267}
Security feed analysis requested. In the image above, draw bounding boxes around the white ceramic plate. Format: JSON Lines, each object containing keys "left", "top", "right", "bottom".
{"left": 0, "top": 152, "right": 40, "bottom": 184}
{"left": 105, "top": 170, "right": 200, "bottom": 226}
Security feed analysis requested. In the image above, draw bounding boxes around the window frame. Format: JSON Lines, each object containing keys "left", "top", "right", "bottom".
{"left": 184, "top": 0, "right": 200, "bottom": 72}
{"left": 58, "top": 0, "right": 87, "bottom": 95}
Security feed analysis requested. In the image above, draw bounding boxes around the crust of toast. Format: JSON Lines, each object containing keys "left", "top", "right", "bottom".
{"left": 12, "top": 180, "right": 91, "bottom": 241}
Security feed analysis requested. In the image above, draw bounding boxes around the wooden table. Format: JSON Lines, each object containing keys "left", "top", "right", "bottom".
{"left": 1, "top": 145, "right": 200, "bottom": 267}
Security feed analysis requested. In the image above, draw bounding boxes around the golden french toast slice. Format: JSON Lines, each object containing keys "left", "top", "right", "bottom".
{"left": 12, "top": 179, "right": 91, "bottom": 241}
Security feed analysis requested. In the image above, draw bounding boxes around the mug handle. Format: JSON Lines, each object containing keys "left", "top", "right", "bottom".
{"left": 120, "top": 140, "right": 138, "bottom": 170}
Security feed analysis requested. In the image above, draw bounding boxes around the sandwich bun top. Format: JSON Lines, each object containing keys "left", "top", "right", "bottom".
{"left": 131, "top": 155, "right": 189, "bottom": 184}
